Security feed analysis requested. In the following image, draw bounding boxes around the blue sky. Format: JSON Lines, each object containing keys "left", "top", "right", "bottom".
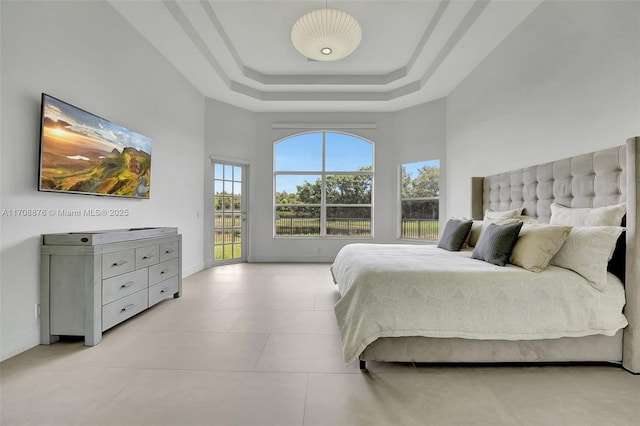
{"left": 274, "top": 132, "right": 439, "bottom": 194}
{"left": 403, "top": 159, "right": 440, "bottom": 180}
{"left": 275, "top": 132, "right": 372, "bottom": 172}
{"left": 274, "top": 132, "right": 373, "bottom": 194}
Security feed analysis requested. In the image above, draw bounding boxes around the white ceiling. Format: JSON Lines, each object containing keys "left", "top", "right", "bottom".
{"left": 110, "top": 0, "right": 542, "bottom": 112}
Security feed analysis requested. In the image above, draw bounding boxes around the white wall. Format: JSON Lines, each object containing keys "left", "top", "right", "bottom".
{"left": 446, "top": 0, "right": 640, "bottom": 219}
{"left": 201, "top": 101, "right": 447, "bottom": 263}
{"left": 394, "top": 99, "right": 447, "bottom": 231}
{"left": 203, "top": 98, "right": 256, "bottom": 266}
{"left": 0, "top": 1, "right": 205, "bottom": 360}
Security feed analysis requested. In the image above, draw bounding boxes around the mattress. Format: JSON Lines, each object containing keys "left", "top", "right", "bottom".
{"left": 332, "top": 243, "right": 628, "bottom": 364}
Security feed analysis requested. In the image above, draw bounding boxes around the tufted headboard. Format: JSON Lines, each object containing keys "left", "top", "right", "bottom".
{"left": 470, "top": 137, "right": 639, "bottom": 374}
{"left": 471, "top": 145, "right": 626, "bottom": 223}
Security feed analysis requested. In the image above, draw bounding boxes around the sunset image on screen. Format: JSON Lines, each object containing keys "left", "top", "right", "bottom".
{"left": 39, "top": 95, "right": 152, "bottom": 198}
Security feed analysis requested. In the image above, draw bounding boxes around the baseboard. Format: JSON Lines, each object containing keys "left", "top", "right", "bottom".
{"left": 249, "top": 255, "right": 334, "bottom": 263}
{"left": 183, "top": 262, "right": 205, "bottom": 278}
{"left": 1, "top": 327, "right": 40, "bottom": 362}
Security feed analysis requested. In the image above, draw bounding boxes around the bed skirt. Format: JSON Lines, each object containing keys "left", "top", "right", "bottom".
{"left": 360, "top": 331, "right": 623, "bottom": 366}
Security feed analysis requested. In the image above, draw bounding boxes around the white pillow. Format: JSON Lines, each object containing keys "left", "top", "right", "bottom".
{"left": 510, "top": 224, "right": 571, "bottom": 273}
{"left": 549, "top": 203, "right": 626, "bottom": 227}
{"left": 465, "top": 220, "right": 484, "bottom": 248}
{"left": 550, "top": 226, "right": 624, "bottom": 291}
{"left": 514, "top": 215, "right": 539, "bottom": 224}
{"left": 484, "top": 208, "right": 522, "bottom": 220}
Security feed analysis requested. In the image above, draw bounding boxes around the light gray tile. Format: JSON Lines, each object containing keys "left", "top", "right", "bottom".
{"left": 478, "top": 366, "right": 640, "bottom": 426}
{"left": 0, "top": 364, "right": 143, "bottom": 425}
{"left": 89, "top": 369, "right": 308, "bottom": 426}
{"left": 255, "top": 333, "right": 359, "bottom": 373}
{"left": 230, "top": 310, "right": 339, "bottom": 334}
{"left": 304, "top": 372, "right": 522, "bottom": 426}
{"left": 73, "top": 331, "right": 270, "bottom": 371}
{"left": 217, "top": 293, "right": 316, "bottom": 310}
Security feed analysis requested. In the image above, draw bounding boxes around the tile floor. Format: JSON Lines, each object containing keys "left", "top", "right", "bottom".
{"left": 1, "top": 263, "right": 639, "bottom": 425}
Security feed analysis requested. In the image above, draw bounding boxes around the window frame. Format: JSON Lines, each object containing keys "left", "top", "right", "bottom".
{"left": 398, "top": 159, "right": 440, "bottom": 241}
{"left": 273, "top": 131, "right": 374, "bottom": 239}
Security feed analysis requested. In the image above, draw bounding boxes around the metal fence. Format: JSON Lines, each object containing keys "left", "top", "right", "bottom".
{"left": 275, "top": 217, "right": 321, "bottom": 236}
{"left": 326, "top": 218, "right": 371, "bottom": 236}
{"left": 275, "top": 217, "right": 439, "bottom": 239}
{"left": 401, "top": 219, "right": 439, "bottom": 240}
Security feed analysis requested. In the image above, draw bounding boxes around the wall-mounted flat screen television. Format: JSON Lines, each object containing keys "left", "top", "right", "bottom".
{"left": 38, "top": 93, "right": 152, "bottom": 198}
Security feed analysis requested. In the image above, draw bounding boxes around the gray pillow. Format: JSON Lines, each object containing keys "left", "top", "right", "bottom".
{"left": 437, "top": 219, "right": 473, "bottom": 251}
{"left": 471, "top": 221, "right": 523, "bottom": 266}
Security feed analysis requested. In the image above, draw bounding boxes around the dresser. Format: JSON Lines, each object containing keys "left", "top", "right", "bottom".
{"left": 40, "top": 227, "right": 182, "bottom": 346}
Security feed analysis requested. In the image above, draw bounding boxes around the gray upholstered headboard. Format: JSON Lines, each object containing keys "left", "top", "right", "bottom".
{"left": 471, "top": 145, "right": 626, "bottom": 223}
{"left": 470, "top": 137, "right": 639, "bottom": 374}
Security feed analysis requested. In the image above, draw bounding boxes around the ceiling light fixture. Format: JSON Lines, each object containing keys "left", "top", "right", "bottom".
{"left": 291, "top": 4, "right": 362, "bottom": 62}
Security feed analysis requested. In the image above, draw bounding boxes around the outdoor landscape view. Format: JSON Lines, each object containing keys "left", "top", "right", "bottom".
{"left": 270, "top": 132, "right": 439, "bottom": 238}
{"left": 39, "top": 95, "right": 152, "bottom": 198}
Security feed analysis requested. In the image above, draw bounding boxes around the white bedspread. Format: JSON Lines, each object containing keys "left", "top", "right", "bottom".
{"left": 332, "top": 244, "right": 628, "bottom": 364}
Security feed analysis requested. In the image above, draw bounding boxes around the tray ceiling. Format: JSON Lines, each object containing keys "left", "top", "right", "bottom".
{"left": 110, "top": 0, "right": 542, "bottom": 112}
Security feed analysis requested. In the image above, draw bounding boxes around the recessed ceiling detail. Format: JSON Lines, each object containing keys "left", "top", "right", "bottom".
{"left": 110, "top": 0, "right": 542, "bottom": 112}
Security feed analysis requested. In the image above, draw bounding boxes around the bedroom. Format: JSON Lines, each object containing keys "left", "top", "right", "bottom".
{"left": 1, "top": 0, "right": 639, "bottom": 424}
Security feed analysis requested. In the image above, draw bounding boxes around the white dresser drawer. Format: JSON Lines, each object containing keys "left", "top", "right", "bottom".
{"left": 149, "top": 258, "right": 179, "bottom": 286}
{"left": 102, "top": 288, "right": 148, "bottom": 331}
{"left": 149, "top": 276, "right": 179, "bottom": 307}
{"left": 102, "top": 249, "right": 135, "bottom": 279}
{"left": 159, "top": 240, "right": 179, "bottom": 262}
{"left": 102, "top": 269, "right": 148, "bottom": 305}
{"left": 135, "top": 244, "right": 159, "bottom": 269}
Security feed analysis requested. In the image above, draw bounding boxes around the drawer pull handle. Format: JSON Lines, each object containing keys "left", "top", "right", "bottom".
{"left": 160, "top": 287, "right": 171, "bottom": 294}
{"left": 164, "top": 249, "right": 175, "bottom": 254}
{"left": 112, "top": 260, "right": 128, "bottom": 267}
{"left": 121, "top": 304, "right": 135, "bottom": 312}
{"left": 120, "top": 281, "right": 135, "bottom": 289}
{"left": 142, "top": 255, "right": 155, "bottom": 260}
{"left": 160, "top": 269, "right": 170, "bottom": 275}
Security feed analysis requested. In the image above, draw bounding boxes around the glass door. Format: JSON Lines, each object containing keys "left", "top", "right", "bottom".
{"left": 213, "top": 161, "right": 247, "bottom": 264}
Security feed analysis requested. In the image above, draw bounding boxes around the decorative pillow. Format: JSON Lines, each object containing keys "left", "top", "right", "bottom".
{"left": 510, "top": 224, "right": 572, "bottom": 272}
{"left": 484, "top": 208, "right": 522, "bottom": 220}
{"left": 514, "top": 215, "right": 539, "bottom": 224}
{"left": 476, "top": 218, "right": 520, "bottom": 245}
{"left": 438, "top": 219, "right": 473, "bottom": 251}
{"left": 471, "top": 221, "right": 524, "bottom": 266}
{"left": 550, "top": 226, "right": 624, "bottom": 291}
{"left": 465, "top": 220, "right": 484, "bottom": 247}
{"left": 549, "top": 203, "right": 626, "bottom": 227}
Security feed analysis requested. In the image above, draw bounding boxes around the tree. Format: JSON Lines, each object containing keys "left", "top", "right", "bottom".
{"left": 401, "top": 164, "right": 440, "bottom": 220}
{"left": 412, "top": 165, "right": 439, "bottom": 197}
{"left": 325, "top": 171, "right": 371, "bottom": 204}
{"left": 276, "top": 166, "right": 372, "bottom": 206}
{"left": 402, "top": 165, "right": 439, "bottom": 198}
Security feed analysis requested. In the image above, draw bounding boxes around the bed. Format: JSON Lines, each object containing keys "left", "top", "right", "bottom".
{"left": 332, "top": 137, "right": 639, "bottom": 373}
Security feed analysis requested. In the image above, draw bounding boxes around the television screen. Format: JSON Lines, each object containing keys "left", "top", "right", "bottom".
{"left": 38, "top": 93, "right": 152, "bottom": 198}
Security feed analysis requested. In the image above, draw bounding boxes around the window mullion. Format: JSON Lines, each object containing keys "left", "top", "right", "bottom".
{"left": 320, "top": 132, "right": 327, "bottom": 237}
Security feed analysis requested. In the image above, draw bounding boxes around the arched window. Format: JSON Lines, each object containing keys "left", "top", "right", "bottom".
{"left": 274, "top": 132, "right": 374, "bottom": 237}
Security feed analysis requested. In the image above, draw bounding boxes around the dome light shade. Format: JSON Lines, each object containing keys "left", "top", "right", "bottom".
{"left": 291, "top": 8, "right": 362, "bottom": 61}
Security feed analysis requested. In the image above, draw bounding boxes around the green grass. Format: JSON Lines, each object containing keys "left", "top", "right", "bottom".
{"left": 214, "top": 244, "right": 242, "bottom": 261}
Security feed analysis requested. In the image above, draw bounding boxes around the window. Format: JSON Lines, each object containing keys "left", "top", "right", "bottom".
{"left": 274, "top": 132, "right": 373, "bottom": 237}
{"left": 400, "top": 159, "right": 440, "bottom": 240}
